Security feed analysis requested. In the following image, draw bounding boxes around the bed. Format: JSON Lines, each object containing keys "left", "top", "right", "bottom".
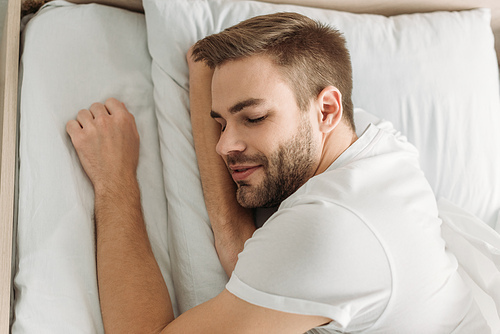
{"left": 1, "top": 0, "right": 500, "bottom": 332}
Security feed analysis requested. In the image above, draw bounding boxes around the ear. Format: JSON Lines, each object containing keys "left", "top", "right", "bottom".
{"left": 316, "top": 86, "right": 342, "bottom": 134}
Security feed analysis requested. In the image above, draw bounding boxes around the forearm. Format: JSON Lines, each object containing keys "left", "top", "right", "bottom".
{"left": 94, "top": 178, "right": 174, "bottom": 333}
{"left": 189, "top": 63, "right": 255, "bottom": 277}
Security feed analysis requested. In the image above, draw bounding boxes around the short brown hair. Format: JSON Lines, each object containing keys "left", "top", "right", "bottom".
{"left": 191, "top": 12, "right": 355, "bottom": 131}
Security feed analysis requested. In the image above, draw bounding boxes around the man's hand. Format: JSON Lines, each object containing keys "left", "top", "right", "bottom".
{"left": 66, "top": 97, "right": 139, "bottom": 191}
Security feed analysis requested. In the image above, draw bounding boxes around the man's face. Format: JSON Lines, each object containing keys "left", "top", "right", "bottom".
{"left": 211, "top": 55, "right": 320, "bottom": 208}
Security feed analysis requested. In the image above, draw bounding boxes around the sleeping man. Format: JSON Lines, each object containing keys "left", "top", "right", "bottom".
{"left": 66, "top": 12, "right": 488, "bottom": 333}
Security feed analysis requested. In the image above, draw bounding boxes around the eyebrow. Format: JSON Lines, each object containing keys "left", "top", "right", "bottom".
{"left": 210, "top": 98, "right": 264, "bottom": 119}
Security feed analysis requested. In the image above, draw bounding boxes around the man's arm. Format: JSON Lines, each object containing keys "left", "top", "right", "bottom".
{"left": 66, "top": 99, "right": 174, "bottom": 332}
{"left": 187, "top": 50, "right": 255, "bottom": 277}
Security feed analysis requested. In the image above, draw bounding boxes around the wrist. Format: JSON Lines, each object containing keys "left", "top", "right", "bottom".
{"left": 211, "top": 208, "right": 256, "bottom": 242}
{"left": 211, "top": 212, "right": 256, "bottom": 277}
{"left": 93, "top": 173, "right": 139, "bottom": 199}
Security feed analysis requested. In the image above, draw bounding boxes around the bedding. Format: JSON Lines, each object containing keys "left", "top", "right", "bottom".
{"left": 439, "top": 198, "right": 500, "bottom": 330}
{"left": 13, "top": 2, "right": 176, "bottom": 332}
{"left": 11, "top": 0, "right": 500, "bottom": 332}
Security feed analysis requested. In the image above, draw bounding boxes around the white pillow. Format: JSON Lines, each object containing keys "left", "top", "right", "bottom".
{"left": 14, "top": 2, "right": 176, "bottom": 332}
{"left": 143, "top": 0, "right": 500, "bottom": 312}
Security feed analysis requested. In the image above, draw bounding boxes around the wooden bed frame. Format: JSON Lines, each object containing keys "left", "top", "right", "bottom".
{"left": 0, "top": 0, "right": 20, "bottom": 331}
{"left": 1, "top": 0, "right": 499, "bottom": 331}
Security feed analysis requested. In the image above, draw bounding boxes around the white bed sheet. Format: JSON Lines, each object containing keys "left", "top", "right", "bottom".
{"left": 439, "top": 199, "right": 500, "bottom": 332}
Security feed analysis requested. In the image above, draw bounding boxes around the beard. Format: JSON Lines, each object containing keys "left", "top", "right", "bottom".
{"left": 228, "top": 119, "right": 318, "bottom": 208}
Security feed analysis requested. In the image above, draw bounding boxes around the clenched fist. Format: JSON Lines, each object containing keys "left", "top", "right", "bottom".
{"left": 66, "top": 98, "right": 140, "bottom": 193}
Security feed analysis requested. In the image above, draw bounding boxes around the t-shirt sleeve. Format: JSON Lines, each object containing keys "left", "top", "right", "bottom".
{"left": 226, "top": 201, "right": 392, "bottom": 331}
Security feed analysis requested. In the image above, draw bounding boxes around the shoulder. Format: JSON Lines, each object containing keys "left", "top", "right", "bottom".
{"left": 230, "top": 200, "right": 392, "bottom": 330}
{"left": 241, "top": 200, "right": 390, "bottom": 274}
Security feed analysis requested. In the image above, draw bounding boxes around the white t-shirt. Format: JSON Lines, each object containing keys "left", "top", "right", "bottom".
{"left": 226, "top": 123, "right": 489, "bottom": 333}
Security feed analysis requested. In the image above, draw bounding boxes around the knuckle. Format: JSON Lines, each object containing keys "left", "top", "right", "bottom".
{"left": 94, "top": 113, "right": 106, "bottom": 124}
{"left": 77, "top": 109, "right": 89, "bottom": 118}
{"left": 65, "top": 120, "right": 74, "bottom": 133}
{"left": 114, "top": 110, "right": 125, "bottom": 121}
{"left": 90, "top": 102, "right": 102, "bottom": 110}
{"left": 66, "top": 120, "right": 82, "bottom": 139}
{"left": 105, "top": 97, "right": 117, "bottom": 105}
{"left": 105, "top": 97, "right": 121, "bottom": 110}
{"left": 118, "top": 110, "right": 134, "bottom": 123}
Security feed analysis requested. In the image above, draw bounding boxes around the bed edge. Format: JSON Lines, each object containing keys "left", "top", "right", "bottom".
{"left": 0, "top": 0, "right": 20, "bottom": 331}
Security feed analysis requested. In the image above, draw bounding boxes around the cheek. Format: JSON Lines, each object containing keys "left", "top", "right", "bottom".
{"left": 250, "top": 131, "right": 277, "bottom": 153}
{"left": 242, "top": 128, "right": 279, "bottom": 157}
{"left": 245, "top": 114, "right": 303, "bottom": 153}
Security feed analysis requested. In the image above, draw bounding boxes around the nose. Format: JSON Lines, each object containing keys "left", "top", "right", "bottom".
{"left": 216, "top": 125, "right": 246, "bottom": 157}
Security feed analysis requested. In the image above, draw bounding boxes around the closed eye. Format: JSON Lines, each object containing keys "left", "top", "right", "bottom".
{"left": 247, "top": 116, "right": 267, "bottom": 124}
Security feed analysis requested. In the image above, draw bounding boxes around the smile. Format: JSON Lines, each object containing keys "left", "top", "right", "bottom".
{"left": 229, "top": 165, "right": 261, "bottom": 182}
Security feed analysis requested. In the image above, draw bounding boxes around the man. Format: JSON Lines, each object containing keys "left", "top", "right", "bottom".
{"left": 66, "top": 12, "right": 487, "bottom": 333}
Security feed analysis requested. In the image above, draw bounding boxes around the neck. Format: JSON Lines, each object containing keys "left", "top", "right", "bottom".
{"left": 314, "top": 123, "right": 358, "bottom": 176}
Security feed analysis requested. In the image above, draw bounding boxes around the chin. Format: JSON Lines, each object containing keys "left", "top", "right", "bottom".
{"left": 236, "top": 186, "right": 256, "bottom": 208}
{"left": 236, "top": 185, "right": 283, "bottom": 209}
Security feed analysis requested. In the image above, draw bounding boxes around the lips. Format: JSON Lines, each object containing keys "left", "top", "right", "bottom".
{"left": 229, "top": 165, "right": 261, "bottom": 182}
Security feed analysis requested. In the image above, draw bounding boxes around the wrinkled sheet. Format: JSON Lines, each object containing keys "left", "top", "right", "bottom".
{"left": 440, "top": 199, "right": 500, "bottom": 332}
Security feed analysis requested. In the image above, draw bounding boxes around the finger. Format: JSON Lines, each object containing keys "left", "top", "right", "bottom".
{"left": 66, "top": 119, "right": 82, "bottom": 135}
{"left": 89, "top": 102, "right": 110, "bottom": 118}
{"left": 104, "top": 97, "right": 128, "bottom": 116}
{"left": 76, "top": 109, "right": 94, "bottom": 128}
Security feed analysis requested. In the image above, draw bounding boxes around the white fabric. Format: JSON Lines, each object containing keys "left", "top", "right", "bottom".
{"left": 227, "top": 124, "right": 487, "bottom": 333}
{"left": 13, "top": 2, "right": 176, "bottom": 332}
{"left": 143, "top": 0, "right": 500, "bottom": 312}
{"left": 439, "top": 199, "right": 500, "bottom": 332}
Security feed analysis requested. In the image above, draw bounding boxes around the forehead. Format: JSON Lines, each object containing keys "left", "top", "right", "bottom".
{"left": 211, "top": 55, "right": 296, "bottom": 113}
